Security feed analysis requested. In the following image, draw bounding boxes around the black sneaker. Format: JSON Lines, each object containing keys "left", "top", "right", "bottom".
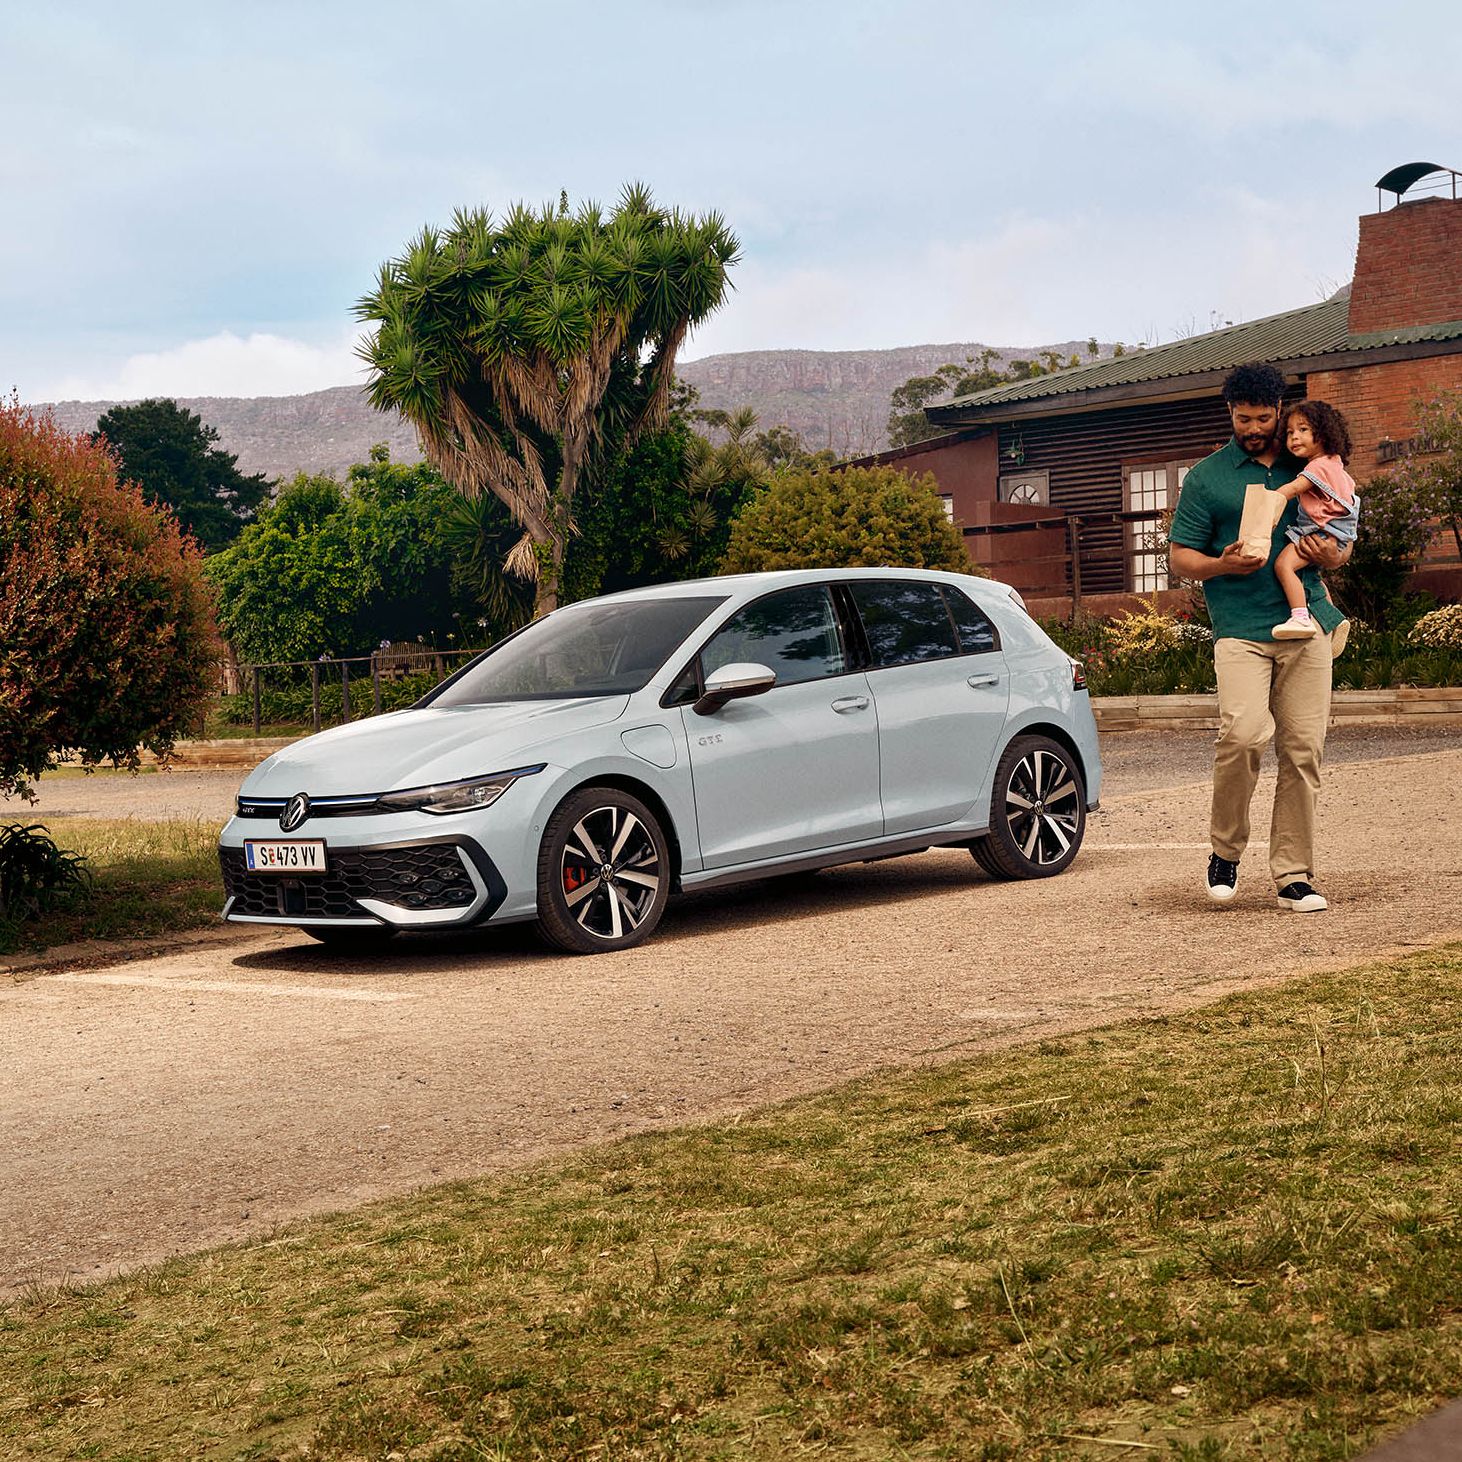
{"left": 1207, "top": 854, "right": 1239, "bottom": 904}
{"left": 1277, "top": 881, "right": 1328, "bottom": 912}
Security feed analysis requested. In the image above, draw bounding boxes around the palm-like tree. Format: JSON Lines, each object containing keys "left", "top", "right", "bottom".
{"left": 356, "top": 185, "right": 739, "bottom": 616}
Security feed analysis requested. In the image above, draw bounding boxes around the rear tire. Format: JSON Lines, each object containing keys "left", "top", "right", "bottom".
{"left": 535, "top": 787, "right": 671, "bottom": 954}
{"left": 973, "top": 734, "right": 1086, "bottom": 880}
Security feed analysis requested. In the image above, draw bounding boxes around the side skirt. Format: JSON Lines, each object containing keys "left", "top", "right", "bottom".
{"left": 680, "top": 827, "right": 989, "bottom": 894}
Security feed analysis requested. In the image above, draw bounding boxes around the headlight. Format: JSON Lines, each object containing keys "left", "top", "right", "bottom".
{"left": 376, "top": 764, "right": 544, "bottom": 816}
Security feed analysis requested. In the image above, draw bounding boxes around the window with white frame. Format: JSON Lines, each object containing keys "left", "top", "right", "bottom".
{"left": 938, "top": 493, "right": 955, "bottom": 523}
{"left": 1124, "top": 460, "right": 1195, "bottom": 592}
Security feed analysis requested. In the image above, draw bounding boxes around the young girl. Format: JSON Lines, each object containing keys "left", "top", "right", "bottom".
{"left": 1270, "top": 400, "right": 1359, "bottom": 641}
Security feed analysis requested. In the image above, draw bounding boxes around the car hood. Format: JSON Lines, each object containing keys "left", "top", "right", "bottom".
{"left": 241, "top": 697, "right": 631, "bottom": 796}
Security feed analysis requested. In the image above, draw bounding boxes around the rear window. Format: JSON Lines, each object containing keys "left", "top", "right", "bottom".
{"left": 849, "top": 581, "right": 960, "bottom": 667}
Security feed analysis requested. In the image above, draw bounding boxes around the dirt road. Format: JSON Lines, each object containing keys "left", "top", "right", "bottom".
{"left": 3, "top": 731, "right": 1460, "bottom": 1296}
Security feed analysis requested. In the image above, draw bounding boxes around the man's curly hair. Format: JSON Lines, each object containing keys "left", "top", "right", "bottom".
{"left": 1221, "top": 362, "right": 1286, "bottom": 407}
{"left": 1284, "top": 399, "right": 1353, "bottom": 463}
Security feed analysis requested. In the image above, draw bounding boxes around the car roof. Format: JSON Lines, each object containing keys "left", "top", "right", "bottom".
{"left": 584, "top": 566, "right": 1005, "bottom": 606}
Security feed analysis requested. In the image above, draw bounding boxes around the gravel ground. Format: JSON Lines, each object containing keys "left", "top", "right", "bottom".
{"left": 2, "top": 726, "right": 1460, "bottom": 1296}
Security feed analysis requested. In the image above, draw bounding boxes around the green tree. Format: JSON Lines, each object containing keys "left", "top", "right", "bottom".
{"left": 205, "top": 450, "right": 498, "bottom": 663}
{"left": 721, "top": 463, "right": 972, "bottom": 574}
{"left": 1, "top": 401, "right": 218, "bottom": 801}
{"left": 205, "top": 474, "right": 359, "bottom": 662}
{"left": 356, "top": 185, "right": 740, "bottom": 617}
{"left": 568, "top": 405, "right": 770, "bottom": 599}
{"left": 1395, "top": 391, "right": 1462, "bottom": 559}
{"left": 1332, "top": 468, "right": 1438, "bottom": 622}
{"left": 94, "top": 398, "right": 271, "bottom": 551}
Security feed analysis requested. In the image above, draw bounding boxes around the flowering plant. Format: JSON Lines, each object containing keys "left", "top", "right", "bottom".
{"left": 1408, "top": 604, "right": 1462, "bottom": 651}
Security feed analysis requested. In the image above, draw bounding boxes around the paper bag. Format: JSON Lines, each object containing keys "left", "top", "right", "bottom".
{"left": 1238, "top": 484, "right": 1284, "bottom": 560}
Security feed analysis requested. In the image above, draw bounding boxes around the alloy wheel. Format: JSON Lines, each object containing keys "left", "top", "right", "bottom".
{"left": 559, "top": 804, "right": 664, "bottom": 941}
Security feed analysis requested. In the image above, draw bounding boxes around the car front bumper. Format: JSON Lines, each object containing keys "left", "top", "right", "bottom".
{"left": 218, "top": 829, "right": 509, "bottom": 931}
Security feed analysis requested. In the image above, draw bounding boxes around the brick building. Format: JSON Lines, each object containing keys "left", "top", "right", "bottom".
{"left": 860, "top": 165, "right": 1462, "bottom": 614}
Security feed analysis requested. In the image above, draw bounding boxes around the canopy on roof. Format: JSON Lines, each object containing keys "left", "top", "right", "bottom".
{"left": 1375, "top": 162, "right": 1448, "bottom": 196}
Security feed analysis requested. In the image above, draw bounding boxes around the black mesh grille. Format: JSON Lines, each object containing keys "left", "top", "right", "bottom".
{"left": 220, "top": 842, "right": 479, "bottom": 919}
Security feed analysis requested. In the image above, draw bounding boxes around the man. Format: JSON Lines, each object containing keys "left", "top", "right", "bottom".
{"left": 1168, "top": 363, "right": 1352, "bottom": 913}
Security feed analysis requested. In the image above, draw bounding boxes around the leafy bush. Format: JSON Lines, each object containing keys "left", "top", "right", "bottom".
{"left": 1, "top": 401, "right": 219, "bottom": 801}
{"left": 721, "top": 464, "right": 971, "bottom": 574}
{"left": 1333, "top": 467, "right": 1439, "bottom": 622}
{"left": 1040, "top": 602, "right": 1462, "bottom": 695}
{"left": 1332, "top": 621, "right": 1462, "bottom": 690}
{"left": 0, "top": 823, "right": 90, "bottom": 933}
{"left": 215, "top": 669, "right": 444, "bottom": 729}
{"left": 1408, "top": 604, "right": 1462, "bottom": 651}
{"left": 1041, "top": 606, "right": 1217, "bottom": 696}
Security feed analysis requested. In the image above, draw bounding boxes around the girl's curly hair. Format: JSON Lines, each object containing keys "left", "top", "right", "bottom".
{"left": 1284, "top": 399, "right": 1352, "bottom": 463}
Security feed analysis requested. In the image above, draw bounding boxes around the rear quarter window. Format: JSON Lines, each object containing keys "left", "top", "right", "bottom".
{"left": 943, "top": 586, "right": 1000, "bottom": 653}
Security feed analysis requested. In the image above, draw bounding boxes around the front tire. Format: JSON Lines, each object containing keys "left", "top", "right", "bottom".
{"left": 535, "top": 787, "right": 671, "bottom": 954}
{"left": 972, "top": 735, "right": 1086, "bottom": 879}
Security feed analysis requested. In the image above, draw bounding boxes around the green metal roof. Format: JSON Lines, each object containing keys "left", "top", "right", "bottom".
{"left": 927, "top": 295, "right": 1462, "bottom": 423}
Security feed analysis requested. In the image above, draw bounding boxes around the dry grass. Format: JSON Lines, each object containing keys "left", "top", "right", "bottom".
{"left": 2, "top": 947, "right": 1459, "bottom": 1460}
{"left": 0, "top": 817, "right": 221, "bottom": 954}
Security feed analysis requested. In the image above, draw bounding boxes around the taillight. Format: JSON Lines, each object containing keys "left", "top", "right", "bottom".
{"left": 1071, "top": 658, "right": 1087, "bottom": 692}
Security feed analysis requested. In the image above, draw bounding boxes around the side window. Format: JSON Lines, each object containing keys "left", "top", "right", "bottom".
{"left": 700, "top": 585, "right": 847, "bottom": 687}
{"left": 849, "top": 581, "right": 959, "bottom": 667}
{"left": 943, "top": 587, "right": 1000, "bottom": 654}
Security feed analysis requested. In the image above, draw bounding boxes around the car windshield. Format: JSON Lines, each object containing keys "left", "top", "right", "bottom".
{"left": 428, "top": 595, "right": 728, "bottom": 704}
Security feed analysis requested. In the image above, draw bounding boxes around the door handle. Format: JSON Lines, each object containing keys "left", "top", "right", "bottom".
{"left": 831, "top": 695, "right": 869, "bottom": 713}
{"left": 967, "top": 673, "right": 1000, "bottom": 688}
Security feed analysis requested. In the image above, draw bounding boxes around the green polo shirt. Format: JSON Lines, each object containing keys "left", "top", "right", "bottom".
{"left": 1169, "top": 437, "right": 1344, "bottom": 642}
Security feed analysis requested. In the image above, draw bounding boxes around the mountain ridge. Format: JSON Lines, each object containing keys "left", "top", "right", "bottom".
{"left": 36, "top": 339, "right": 1103, "bottom": 480}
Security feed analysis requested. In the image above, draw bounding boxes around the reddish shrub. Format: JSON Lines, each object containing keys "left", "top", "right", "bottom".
{"left": 0, "top": 400, "right": 219, "bottom": 799}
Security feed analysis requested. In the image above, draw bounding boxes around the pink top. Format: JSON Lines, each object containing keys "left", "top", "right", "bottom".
{"left": 1298, "top": 454, "right": 1358, "bottom": 527}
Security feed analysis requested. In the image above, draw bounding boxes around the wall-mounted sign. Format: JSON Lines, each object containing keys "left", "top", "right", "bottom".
{"left": 1377, "top": 433, "right": 1439, "bottom": 464}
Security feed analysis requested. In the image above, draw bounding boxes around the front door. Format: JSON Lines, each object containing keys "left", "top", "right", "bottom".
{"left": 681, "top": 585, "right": 882, "bottom": 868}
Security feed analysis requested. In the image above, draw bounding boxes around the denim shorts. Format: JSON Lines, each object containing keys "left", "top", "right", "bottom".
{"left": 1286, "top": 503, "right": 1359, "bottom": 546}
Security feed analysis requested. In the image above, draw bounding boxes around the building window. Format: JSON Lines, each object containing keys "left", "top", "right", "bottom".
{"left": 998, "top": 470, "right": 1049, "bottom": 505}
{"left": 938, "top": 493, "right": 955, "bottom": 523}
{"left": 1123, "top": 460, "right": 1194, "bottom": 592}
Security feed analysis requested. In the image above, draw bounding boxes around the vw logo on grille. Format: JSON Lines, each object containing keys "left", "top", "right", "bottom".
{"left": 279, "top": 793, "right": 311, "bottom": 832}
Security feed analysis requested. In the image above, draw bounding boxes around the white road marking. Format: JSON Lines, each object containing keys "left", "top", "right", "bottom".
{"left": 46, "top": 973, "right": 418, "bottom": 1002}
{"left": 1094, "top": 842, "right": 1268, "bottom": 851}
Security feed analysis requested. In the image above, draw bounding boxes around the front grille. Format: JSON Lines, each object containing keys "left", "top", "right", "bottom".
{"left": 220, "top": 842, "right": 479, "bottom": 919}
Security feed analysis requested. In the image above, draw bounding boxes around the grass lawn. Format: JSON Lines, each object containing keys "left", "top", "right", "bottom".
{"left": 3, "top": 947, "right": 1459, "bottom": 1460}
{"left": 0, "top": 817, "right": 222, "bottom": 955}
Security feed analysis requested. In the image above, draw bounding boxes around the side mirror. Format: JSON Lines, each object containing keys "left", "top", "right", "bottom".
{"left": 693, "top": 662, "right": 777, "bottom": 716}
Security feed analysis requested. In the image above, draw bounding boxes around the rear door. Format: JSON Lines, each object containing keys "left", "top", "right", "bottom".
{"left": 678, "top": 584, "right": 883, "bottom": 868}
{"left": 846, "top": 579, "right": 1010, "bottom": 836}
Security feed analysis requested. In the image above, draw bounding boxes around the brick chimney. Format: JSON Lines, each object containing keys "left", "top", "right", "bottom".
{"left": 1348, "top": 196, "right": 1462, "bottom": 334}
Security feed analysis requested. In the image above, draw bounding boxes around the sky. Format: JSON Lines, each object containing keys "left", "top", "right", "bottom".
{"left": 5, "top": 0, "right": 1461, "bottom": 403}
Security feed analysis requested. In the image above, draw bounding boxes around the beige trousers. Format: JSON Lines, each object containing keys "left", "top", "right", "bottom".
{"left": 1211, "top": 633, "right": 1333, "bottom": 888}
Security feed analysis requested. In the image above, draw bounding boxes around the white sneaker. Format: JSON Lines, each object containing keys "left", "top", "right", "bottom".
{"left": 1330, "top": 619, "right": 1351, "bottom": 658}
{"left": 1272, "top": 617, "right": 1318, "bottom": 640}
{"left": 1277, "top": 881, "right": 1328, "bottom": 912}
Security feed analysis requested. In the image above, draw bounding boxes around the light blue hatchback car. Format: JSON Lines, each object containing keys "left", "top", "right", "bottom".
{"left": 219, "top": 568, "right": 1101, "bottom": 953}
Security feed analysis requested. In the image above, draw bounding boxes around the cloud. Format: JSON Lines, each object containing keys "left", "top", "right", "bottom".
{"left": 44, "top": 328, "right": 367, "bottom": 403}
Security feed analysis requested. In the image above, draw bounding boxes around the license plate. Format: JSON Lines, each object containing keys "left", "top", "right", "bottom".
{"left": 244, "top": 840, "right": 328, "bottom": 874}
